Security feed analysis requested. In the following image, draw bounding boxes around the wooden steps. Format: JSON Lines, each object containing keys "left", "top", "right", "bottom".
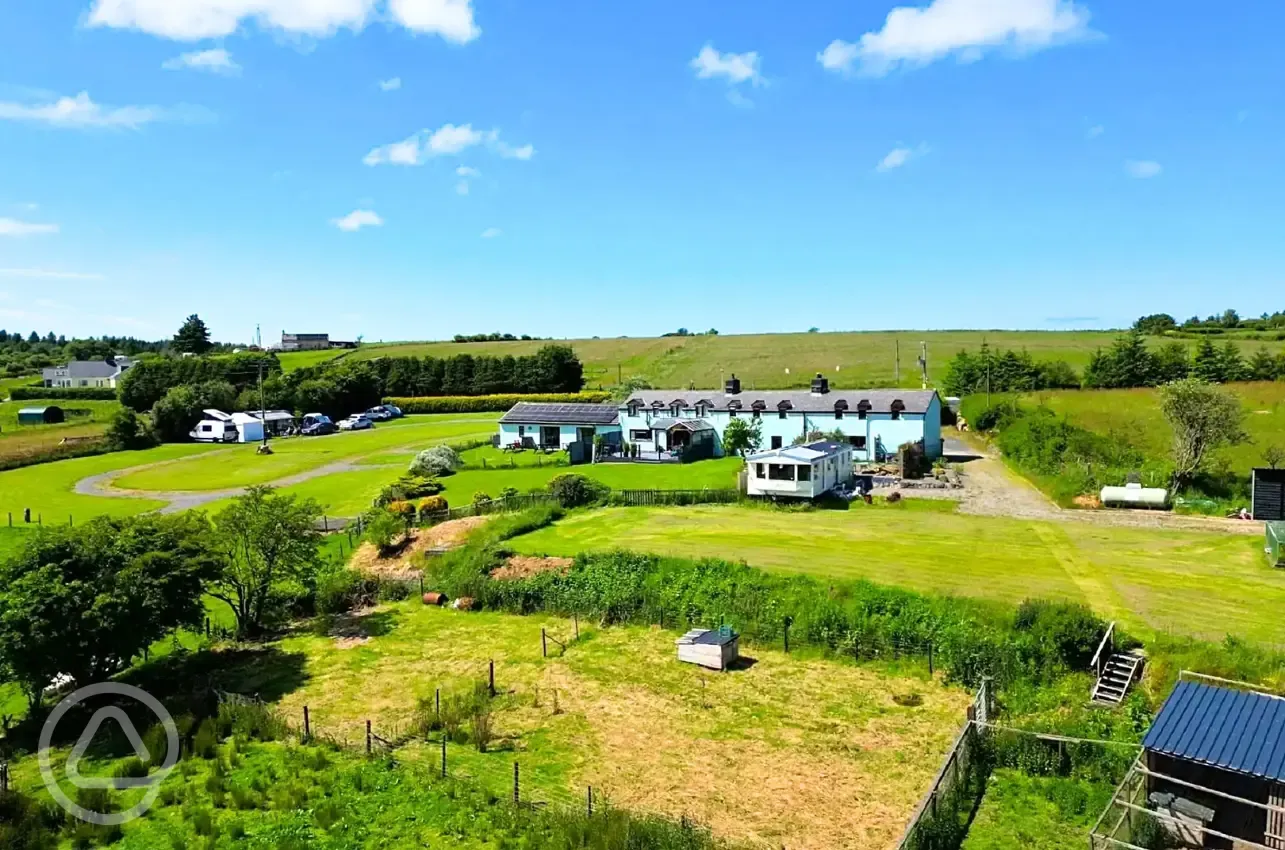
{"left": 1093, "top": 652, "right": 1143, "bottom": 705}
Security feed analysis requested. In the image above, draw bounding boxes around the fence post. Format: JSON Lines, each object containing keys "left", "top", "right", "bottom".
{"left": 419, "top": 575, "right": 425, "bottom": 596}
{"left": 587, "top": 785, "right": 593, "bottom": 817}
{"left": 489, "top": 660, "right": 496, "bottom": 696}
{"left": 542, "top": 629, "right": 547, "bottom": 658}
{"left": 574, "top": 614, "right": 579, "bottom": 641}
{"left": 928, "top": 640, "right": 934, "bottom": 676}
{"left": 435, "top": 687, "right": 441, "bottom": 718}
{"left": 441, "top": 736, "right": 447, "bottom": 778}
{"left": 303, "top": 706, "right": 310, "bottom": 741}
{"left": 783, "top": 616, "right": 792, "bottom": 653}
{"left": 366, "top": 720, "right": 372, "bottom": 754}
{"left": 513, "top": 761, "right": 520, "bottom": 804}
{"left": 69, "top": 514, "right": 73, "bottom": 527}
{"left": 323, "top": 514, "right": 329, "bottom": 532}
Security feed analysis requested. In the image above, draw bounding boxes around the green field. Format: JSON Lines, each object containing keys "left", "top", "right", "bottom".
{"left": 1021, "top": 381, "right": 1285, "bottom": 475}
{"left": 0, "top": 443, "right": 221, "bottom": 522}
{"left": 282, "top": 331, "right": 1285, "bottom": 390}
{"left": 112, "top": 415, "right": 499, "bottom": 492}
{"left": 276, "top": 347, "right": 359, "bottom": 372}
{"left": 962, "top": 770, "right": 1115, "bottom": 850}
{"left": 508, "top": 504, "right": 1284, "bottom": 643}
{"left": 0, "top": 398, "right": 122, "bottom": 465}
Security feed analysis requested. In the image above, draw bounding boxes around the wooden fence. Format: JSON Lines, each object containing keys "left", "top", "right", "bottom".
{"left": 608, "top": 488, "right": 743, "bottom": 507}
{"left": 896, "top": 678, "right": 992, "bottom": 850}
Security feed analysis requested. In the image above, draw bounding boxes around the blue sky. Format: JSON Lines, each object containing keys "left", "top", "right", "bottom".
{"left": 0, "top": 0, "right": 1281, "bottom": 344}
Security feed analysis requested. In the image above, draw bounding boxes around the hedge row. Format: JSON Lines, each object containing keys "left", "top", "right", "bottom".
{"left": 383, "top": 391, "right": 612, "bottom": 414}
{"left": 9, "top": 386, "right": 118, "bottom": 401}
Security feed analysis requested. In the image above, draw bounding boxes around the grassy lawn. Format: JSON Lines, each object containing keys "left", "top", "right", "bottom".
{"left": 0, "top": 443, "right": 220, "bottom": 522}
{"left": 335, "top": 332, "right": 1285, "bottom": 390}
{"left": 508, "top": 504, "right": 1285, "bottom": 643}
{"left": 0, "top": 398, "right": 122, "bottom": 465}
{"left": 263, "top": 602, "right": 969, "bottom": 849}
{"left": 1021, "top": 381, "right": 1285, "bottom": 475}
{"left": 275, "top": 347, "right": 354, "bottom": 372}
{"left": 112, "top": 415, "right": 500, "bottom": 492}
{"left": 961, "top": 770, "right": 1116, "bottom": 850}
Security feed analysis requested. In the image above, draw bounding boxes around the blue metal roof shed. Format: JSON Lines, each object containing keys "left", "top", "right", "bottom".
{"left": 1144, "top": 680, "right": 1285, "bottom": 782}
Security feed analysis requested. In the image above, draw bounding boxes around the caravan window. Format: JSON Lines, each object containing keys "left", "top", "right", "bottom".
{"left": 767, "top": 464, "right": 794, "bottom": 481}
{"left": 798, "top": 465, "right": 812, "bottom": 482}
{"left": 755, "top": 463, "right": 765, "bottom": 479}
{"left": 200, "top": 424, "right": 213, "bottom": 433}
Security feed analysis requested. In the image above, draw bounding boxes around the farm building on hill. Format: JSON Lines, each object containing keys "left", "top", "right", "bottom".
{"left": 17, "top": 406, "right": 64, "bottom": 425}
{"left": 746, "top": 441, "right": 854, "bottom": 499}
{"left": 1093, "top": 678, "right": 1285, "bottom": 849}
{"left": 619, "top": 374, "right": 941, "bottom": 462}
{"left": 497, "top": 402, "right": 621, "bottom": 450}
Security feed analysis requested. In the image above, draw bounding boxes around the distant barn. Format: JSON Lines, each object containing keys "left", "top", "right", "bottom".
{"left": 17, "top": 406, "right": 64, "bottom": 425}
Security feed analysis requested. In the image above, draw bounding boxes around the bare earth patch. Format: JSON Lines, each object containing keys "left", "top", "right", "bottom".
{"left": 491, "top": 555, "right": 573, "bottom": 581}
{"left": 349, "top": 516, "right": 493, "bottom": 579}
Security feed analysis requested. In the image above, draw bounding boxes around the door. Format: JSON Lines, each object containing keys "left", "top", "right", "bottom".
{"left": 576, "top": 427, "right": 595, "bottom": 445}
{"left": 540, "top": 426, "right": 560, "bottom": 448}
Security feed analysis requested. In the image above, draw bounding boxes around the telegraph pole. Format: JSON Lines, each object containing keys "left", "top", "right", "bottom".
{"left": 894, "top": 339, "right": 900, "bottom": 385}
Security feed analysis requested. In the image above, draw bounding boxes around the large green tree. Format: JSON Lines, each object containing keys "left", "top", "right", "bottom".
{"left": 0, "top": 514, "right": 218, "bottom": 708}
{"left": 721, "top": 416, "right": 762, "bottom": 456}
{"left": 172, "top": 313, "right": 213, "bottom": 354}
{"left": 212, "top": 487, "right": 322, "bottom": 637}
{"left": 1158, "top": 378, "right": 1248, "bottom": 490}
{"left": 151, "top": 379, "right": 237, "bottom": 442}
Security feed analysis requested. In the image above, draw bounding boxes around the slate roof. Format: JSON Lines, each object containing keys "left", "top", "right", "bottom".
{"left": 622, "top": 389, "right": 937, "bottom": 415}
{"left": 1143, "top": 680, "right": 1285, "bottom": 782}
{"left": 500, "top": 402, "right": 619, "bottom": 426}
{"left": 43, "top": 360, "right": 125, "bottom": 380}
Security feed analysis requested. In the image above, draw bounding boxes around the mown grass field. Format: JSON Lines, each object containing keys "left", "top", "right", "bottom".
{"left": 961, "top": 770, "right": 1115, "bottom": 850}
{"left": 1020, "top": 381, "right": 1285, "bottom": 475}
{"left": 509, "top": 504, "right": 1285, "bottom": 644}
{"left": 263, "top": 602, "right": 969, "bottom": 849}
{"left": 0, "top": 443, "right": 220, "bottom": 522}
{"left": 281, "top": 332, "right": 1285, "bottom": 390}
{"left": 111, "top": 415, "right": 500, "bottom": 492}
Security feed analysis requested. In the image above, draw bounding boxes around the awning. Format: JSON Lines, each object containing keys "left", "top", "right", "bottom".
{"left": 647, "top": 418, "right": 714, "bottom": 432}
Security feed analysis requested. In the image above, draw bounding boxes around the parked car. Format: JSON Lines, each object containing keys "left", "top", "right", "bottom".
{"left": 365, "top": 406, "right": 394, "bottom": 422}
{"left": 337, "top": 414, "right": 374, "bottom": 431}
{"left": 381, "top": 403, "right": 403, "bottom": 418}
{"left": 300, "top": 413, "right": 336, "bottom": 436}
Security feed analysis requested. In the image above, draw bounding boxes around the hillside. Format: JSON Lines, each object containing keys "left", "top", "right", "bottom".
{"left": 278, "top": 331, "right": 1285, "bottom": 390}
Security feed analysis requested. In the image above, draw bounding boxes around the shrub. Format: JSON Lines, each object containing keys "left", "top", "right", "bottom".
{"left": 192, "top": 718, "right": 219, "bottom": 759}
{"left": 316, "top": 564, "right": 378, "bottom": 614}
{"left": 546, "top": 474, "right": 609, "bottom": 508}
{"left": 9, "top": 386, "right": 117, "bottom": 401}
{"left": 387, "top": 500, "right": 416, "bottom": 520}
{"left": 472, "top": 491, "right": 492, "bottom": 507}
{"left": 364, "top": 509, "right": 406, "bottom": 556}
{"left": 418, "top": 495, "right": 448, "bottom": 515}
{"left": 104, "top": 407, "right": 159, "bottom": 451}
{"left": 384, "top": 391, "right": 610, "bottom": 414}
{"left": 498, "top": 487, "right": 519, "bottom": 501}
{"left": 373, "top": 474, "right": 442, "bottom": 507}
{"left": 409, "top": 445, "right": 462, "bottom": 478}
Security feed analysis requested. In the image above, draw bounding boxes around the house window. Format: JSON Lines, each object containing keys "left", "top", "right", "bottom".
{"left": 752, "top": 410, "right": 760, "bottom": 419}
{"left": 695, "top": 404, "right": 707, "bottom": 417}
{"left": 518, "top": 425, "right": 526, "bottom": 436}
{"left": 778, "top": 410, "right": 787, "bottom": 419}
{"left": 770, "top": 436, "right": 783, "bottom": 450}
{"left": 798, "top": 465, "right": 812, "bottom": 482}
{"left": 835, "top": 410, "right": 843, "bottom": 420}
{"left": 671, "top": 404, "right": 682, "bottom": 416}
{"left": 849, "top": 436, "right": 867, "bottom": 450}
{"left": 767, "top": 464, "right": 794, "bottom": 481}
{"left": 891, "top": 410, "right": 901, "bottom": 420}
{"left": 79, "top": 380, "right": 88, "bottom": 386}
{"left": 630, "top": 429, "right": 652, "bottom": 442}
{"left": 729, "top": 409, "right": 737, "bottom": 417}
{"left": 858, "top": 411, "right": 867, "bottom": 420}
{"left": 755, "top": 463, "right": 765, "bottom": 479}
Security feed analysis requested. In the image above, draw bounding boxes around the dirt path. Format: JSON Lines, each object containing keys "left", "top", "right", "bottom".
{"left": 948, "top": 434, "right": 1262, "bottom": 536}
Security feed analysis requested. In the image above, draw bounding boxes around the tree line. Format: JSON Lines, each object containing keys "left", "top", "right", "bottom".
{"left": 945, "top": 334, "right": 1285, "bottom": 396}
{"left": 451, "top": 332, "right": 543, "bottom": 343}
{"left": 1134, "top": 309, "right": 1285, "bottom": 334}
{"left": 114, "top": 344, "right": 584, "bottom": 442}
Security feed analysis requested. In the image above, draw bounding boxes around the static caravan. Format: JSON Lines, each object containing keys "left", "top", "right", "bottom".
{"left": 746, "top": 440, "right": 854, "bottom": 499}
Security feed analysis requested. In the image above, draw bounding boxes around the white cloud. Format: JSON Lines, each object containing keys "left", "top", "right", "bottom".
{"left": 875, "top": 143, "right": 929, "bottom": 172}
{"left": 455, "top": 165, "right": 479, "bottom": 177}
{"left": 379, "top": 77, "right": 402, "bottom": 91}
{"left": 820, "top": 0, "right": 1093, "bottom": 77}
{"left": 88, "top": 0, "right": 478, "bottom": 43}
{"left": 363, "top": 123, "right": 532, "bottom": 166}
{"left": 496, "top": 142, "right": 534, "bottom": 160}
{"left": 163, "top": 47, "right": 240, "bottom": 74}
{"left": 1125, "top": 160, "right": 1162, "bottom": 179}
{"left": 455, "top": 180, "right": 469, "bottom": 195}
{"left": 817, "top": 40, "right": 860, "bottom": 73}
{"left": 0, "top": 267, "right": 105, "bottom": 280}
{"left": 0, "top": 91, "right": 162, "bottom": 129}
{"left": 690, "top": 44, "right": 762, "bottom": 86}
{"left": 332, "top": 209, "right": 384, "bottom": 231}
{"left": 0, "top": 218, "right": 59, "bottom": 237}
{"left": 725, "top": 89, "right": 753, "bottom": 109}
{"left": 480, "top": 227, "right": 500, "bottom": 238}
{"left": 387, "top": 0, "right": 479, "bottom": 43}
{"left": 1087, "top": 124, "right": 1104, "bottom": 138}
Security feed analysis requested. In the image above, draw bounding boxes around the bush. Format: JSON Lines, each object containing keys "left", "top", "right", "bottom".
{"left": 8, "top": 386, "right": 117, "bottom": 401}
{"left": 408, "top": 445, "right": 462, "bottom": 478}
{"left": 316, "top": 564, "right": 378, "bottom": 614}
{"left": 472, "top": 491, "right": 492, "bottom": 507}
{"left": 387, "top": 500, "right": 416, "bottom": 520}
{"left": 546, "top": 474, "right": 609, "bottom": 508}
{"left": 104, "top": 407, "right": 159, "bottom": 451}
{"left": 418, "top": 495, "right": 448, "bottom": 515}
{"left": 384, "top": 391, "right": 610, "bottom": 414}
{"left": 192, "top": 718, "right": 219, "bottom": 759}
{"left": 374, "top": 474, "right": 442, "bottom": 507}
{"left": 364, "top": 509, "right": 406, "bottom": 556}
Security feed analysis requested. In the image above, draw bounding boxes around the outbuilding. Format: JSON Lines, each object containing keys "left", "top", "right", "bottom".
{"left": 1138, "top": 679, "right": 1285, "bottom": 848}
{"left": 676, "top": 627, "right": 740, "bottom": 671}
{"left": 17, "top": 406, "right": 64, "bottom": 425}
{"left": 1253, "top": 468, "right": 1285, "bottom": 521}
{"left": 250, "top": 409, "right": 296, "bottom": 437}
{"left": 746, "top": 440, "right": 854, "bottom": 499}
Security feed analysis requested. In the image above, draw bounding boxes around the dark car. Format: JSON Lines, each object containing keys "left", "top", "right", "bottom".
{"left": 300, "top": 413, "right": 336, "bottom": 436}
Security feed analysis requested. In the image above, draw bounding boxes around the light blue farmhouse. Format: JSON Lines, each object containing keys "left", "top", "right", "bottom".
{"left": 497, "top": 402, "right": 621, "bottom": 449}
{"left": 618, "top": 374, "right": 942, "bottom": 462}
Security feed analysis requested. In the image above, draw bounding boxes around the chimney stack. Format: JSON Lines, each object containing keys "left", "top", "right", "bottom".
{"left": 724, "top": 374, "right": 741, "bottom": 396}
{"left": 810, "top": 373, "right": 829, "bottom": 395}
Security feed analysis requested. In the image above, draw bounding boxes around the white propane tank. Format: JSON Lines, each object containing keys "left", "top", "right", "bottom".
{"left": 1099, "top": 482, "right": 1169, "bottom": 509}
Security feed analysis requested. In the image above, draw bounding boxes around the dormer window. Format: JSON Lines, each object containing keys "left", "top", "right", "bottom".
{"left": 890, "top": 399, "right": 905, "bottom": 420}
{"left": 834, "top": 399, "right": 848, "bottom": 420}
{"left": 857, "top": 400, "right": 871, "bottom": 420}
{"left": 671, "top": 404, "right": 682, "bottom": 417}
{"left": 778, "top": 401, "right": 792, "bottom": 420}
